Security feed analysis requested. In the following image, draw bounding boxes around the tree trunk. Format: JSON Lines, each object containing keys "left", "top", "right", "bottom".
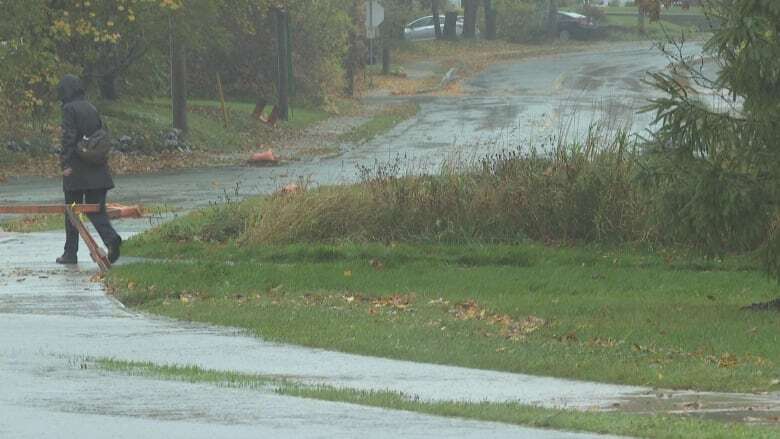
{"left": 171, "top": 17, "right": 187, "bottom": 133}
{"left": 274, "top": 8, "right": 290, "bottom": 121}
{"left": 382, "top": 45, "right": 390, "bottom": 75}
{"left": 483, "top": 0, "right": 497, "bottom": 40}
{"left": 443, "top": 12, "right": 458, "bottom": 40}
{"left": 546, "top": 0, "right": 559, "bottom": 39}
{"left": 346, "top": 0, "right": 366, "bottom": 97}
{"left": 252, "top": 5, "right": 270, "bottom": 119}
{"left": 98, "top": 74, "right": 118, "bottom": 101}
{"left": 432, "top": 0, "right": 441, "bottom": 39}
{"left": 463, "top": 0, "right": 478, "bottom": 39}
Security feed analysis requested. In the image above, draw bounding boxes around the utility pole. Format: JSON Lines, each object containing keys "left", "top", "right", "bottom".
{"left": 170, "top": 14, "right": 187, "bottom": 133}
{"left": 432, "top": 0, "right": 441, "bottom": 39}
{"left": 484, "top": 0, "right": 497, "bottom": 40}
{"left": 346, "top": 0, "right": 366, "bottom": 97}
{"left": 463, "top": 0, "right": 478, "bottom": 38}
{"left": 274, "top": 7, "right": 290, "bottom": 121}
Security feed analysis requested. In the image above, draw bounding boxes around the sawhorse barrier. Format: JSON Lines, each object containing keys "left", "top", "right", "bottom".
{"left": 0, "top": 204, "right": 111, "bottom": 271}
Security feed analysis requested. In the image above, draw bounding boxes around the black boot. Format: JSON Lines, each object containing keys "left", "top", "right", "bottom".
{"left": 56, "top": 253, "right": 78, "bottom": 264}
{"left": 108, "top": 236, "right": 122, "bottom": 264}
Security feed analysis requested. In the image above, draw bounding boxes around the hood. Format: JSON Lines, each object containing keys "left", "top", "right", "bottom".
{"left": 57, "top": 74, "right": 85, "bottom": 104}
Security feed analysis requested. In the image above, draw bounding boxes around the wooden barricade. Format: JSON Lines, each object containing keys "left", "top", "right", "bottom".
{"left": 0, "top": 204, "right": 111, "bottom": 271}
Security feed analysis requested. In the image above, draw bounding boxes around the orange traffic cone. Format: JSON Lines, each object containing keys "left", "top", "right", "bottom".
{"left": 106, "top": 204, "right": 144, "bottom": 219}
{"left": 248, "top": 149, "right": 279, "bottom": 165}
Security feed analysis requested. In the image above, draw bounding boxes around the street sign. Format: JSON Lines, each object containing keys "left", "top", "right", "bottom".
{"left": 366, "top": 0, "right": 384, "bottom": 38}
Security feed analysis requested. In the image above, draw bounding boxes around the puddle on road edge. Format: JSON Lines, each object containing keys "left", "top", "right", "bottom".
{"left": 84, "top": 357, "right": 779, "bottom": 437}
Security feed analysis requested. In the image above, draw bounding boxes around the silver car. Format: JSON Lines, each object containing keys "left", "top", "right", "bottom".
{"left": 404, "top": 15, "right": 464, "bottom": 40}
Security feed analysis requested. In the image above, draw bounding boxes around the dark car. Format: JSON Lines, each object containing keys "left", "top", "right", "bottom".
{"left": 557, "top": 11, "right": 598, "bottom": 41}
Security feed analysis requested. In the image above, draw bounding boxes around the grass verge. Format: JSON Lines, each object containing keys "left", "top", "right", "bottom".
{"left": 108, "top": 239, "right": 780, "bottom": 394}
{"left": 95, "top": 358, "right": 779, "bottom": 439}
{"left": 337, "top": 103, "right": 419, "bottom": 144}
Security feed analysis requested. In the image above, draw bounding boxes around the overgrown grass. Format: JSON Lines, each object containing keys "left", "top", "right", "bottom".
{"left": 337, "top": 103, "right": 419, "bottom": 144}
{"left": 157, "top": 134, "right": 643, "bottom": 246}
{"left": 95, "top": 359, "right": 779, "bottom": 439}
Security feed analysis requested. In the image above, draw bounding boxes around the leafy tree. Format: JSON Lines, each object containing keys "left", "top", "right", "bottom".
{"left": 0, "top": 2, "right": 59, "bottom": 134}
{"left": 642, "top": 1, "right": 780, "bottom": 265}
{"left": 493, "top": 0, "right": 556, "bottom": 42}
{"left": 47, "top": 0, "right": 183, "bottom": 100}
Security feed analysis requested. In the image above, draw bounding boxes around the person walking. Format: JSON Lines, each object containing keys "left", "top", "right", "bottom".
{"left": 56, "top": 74, "right": 122, "bottom": 265}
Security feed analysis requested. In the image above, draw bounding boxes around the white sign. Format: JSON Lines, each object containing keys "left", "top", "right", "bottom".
{"left": 366, "top": 0, "right": 384, "bottom": 37}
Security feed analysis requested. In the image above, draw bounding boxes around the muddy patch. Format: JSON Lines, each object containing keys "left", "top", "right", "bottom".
{"left": 742, "top": 299, "right": 780, "bottom": 312}
{"left": 615, "top": 391, "right": 780, "bottom": 424}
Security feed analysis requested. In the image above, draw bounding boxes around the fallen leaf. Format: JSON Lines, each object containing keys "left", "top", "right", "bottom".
{"left": 718, "top": 353, "right": 738, "bottom": 368}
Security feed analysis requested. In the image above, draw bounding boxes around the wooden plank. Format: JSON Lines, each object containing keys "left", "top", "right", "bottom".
{"left": 64, "top": 205, "right": 111, "bottom": 272}
{"left": 0, "top": 204, "right": 102, "bottom": 215}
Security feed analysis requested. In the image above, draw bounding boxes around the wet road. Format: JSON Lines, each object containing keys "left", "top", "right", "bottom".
{"left": 0, "top": 42, "right": 707, "bottom": 209}
{"left": 0, "top": 43, "right": 723, "bottom": 438}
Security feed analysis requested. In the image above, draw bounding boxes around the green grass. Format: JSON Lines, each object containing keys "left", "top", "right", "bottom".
{"left": 602, "top": 6, "right": 705, "bottom": 16}
{"left": 95, "top": 358, "right": 779, "bottom": 439}
{"left": 109, "top": 238, "right": 780, "bottom": 394}
{"left": 337, "top": 103, "right": 419, "bottom": 144}
{"left": 603, "top": 14, "right": 699, "bottom": 40}
{"left": 100, "top": 98, "right": 329, "bottom": 153}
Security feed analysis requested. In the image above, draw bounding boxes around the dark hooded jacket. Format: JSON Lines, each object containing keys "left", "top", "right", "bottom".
{"left": 58, "top": 75, "right": 114, "bottom": 191}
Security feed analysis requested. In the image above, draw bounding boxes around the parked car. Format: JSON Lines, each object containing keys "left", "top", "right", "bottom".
{"left": 403, "top": 15, "right": 464, "bottom": 40}
{"left": 556, "top": 11, "right": 598, "bottom": 41}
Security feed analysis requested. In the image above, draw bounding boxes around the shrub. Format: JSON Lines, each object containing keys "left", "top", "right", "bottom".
{"left": 493, "top": 0, "right": 548, "bottom": 42}
{"left": 581, "top": 5, "right": 607, "bottom": 23}
{"left": 239, "top": 129, "right": 645, "bottom": 246}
